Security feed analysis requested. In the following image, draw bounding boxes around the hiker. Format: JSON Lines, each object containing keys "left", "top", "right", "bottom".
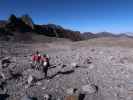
{"left": 41, "top": 54, "right": 50, "bottom": 78}
{"left": 31, "top": 51, "right": 41, "bottom": 69}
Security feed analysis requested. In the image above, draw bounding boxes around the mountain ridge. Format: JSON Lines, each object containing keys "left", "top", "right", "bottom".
{"left": 0, "top": 14, "right": 133, "bottom": 41}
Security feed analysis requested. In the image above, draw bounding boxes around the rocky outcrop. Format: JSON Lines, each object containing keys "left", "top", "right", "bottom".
{"left": 0, "top": 14, "right": 84, "bottom": 41}
{"left": 6, "top": 14, "right": 32, "bottom": 32}
{"left": 21, "top": 15, "right": 34, "bottom": 29}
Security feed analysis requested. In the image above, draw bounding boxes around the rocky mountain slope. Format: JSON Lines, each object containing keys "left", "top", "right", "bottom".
{"left": 0, "top": 14, "right": 83, "bottom": 41}
{"left": 82, "top": 32, "right": 133, "bottom": 39}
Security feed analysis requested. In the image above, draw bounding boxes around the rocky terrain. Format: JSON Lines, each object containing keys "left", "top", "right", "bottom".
{"left": 0, "top": 38, "right": 133, "bottom": 100}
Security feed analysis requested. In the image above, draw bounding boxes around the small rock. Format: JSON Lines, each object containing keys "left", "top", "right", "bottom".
{"left": 47, "top": 80, "right": 50, "bottom": 82}
{"left": 43, "top": 94, "right": 51, "bottom": 100}
{"left": 89, "top": 64, "right": 95, "bottom": 69}
{"left": 42, "top": 86, "right": 46, "bottom": 90}
{"left": 27, "top": 75, "right": 33, "bottom": 85}
{"left": 86, "top": 57, "right": 93, "bottom": 64}
{"left": 36, "top": 82, "right": 42, "bottom": 86}
{"left": 25, "top": 85, "right": 29, "bottom": 89}
{"left": 71, "top": 62, "right": 78, "bottom": 68}
{"left": 0, "top": 72, "right": 6, "bottom": 80}
{"left": 66, "top": 88, "right": 77, "bottom": 95}
{"left": 81, "top": 84, "right": 98, "bottom": 94}
{"left": 62, "top": 65, "right": 67, "bottom": 68}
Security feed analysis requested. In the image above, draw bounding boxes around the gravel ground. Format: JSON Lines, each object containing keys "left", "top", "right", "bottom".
{"left": 0, "top": 41, "right": 133, "bottom": 100}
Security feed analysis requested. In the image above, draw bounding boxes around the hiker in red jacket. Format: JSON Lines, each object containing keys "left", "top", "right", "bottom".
{"left": 31, "top": 51, "right": 41, "bottom": 69}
